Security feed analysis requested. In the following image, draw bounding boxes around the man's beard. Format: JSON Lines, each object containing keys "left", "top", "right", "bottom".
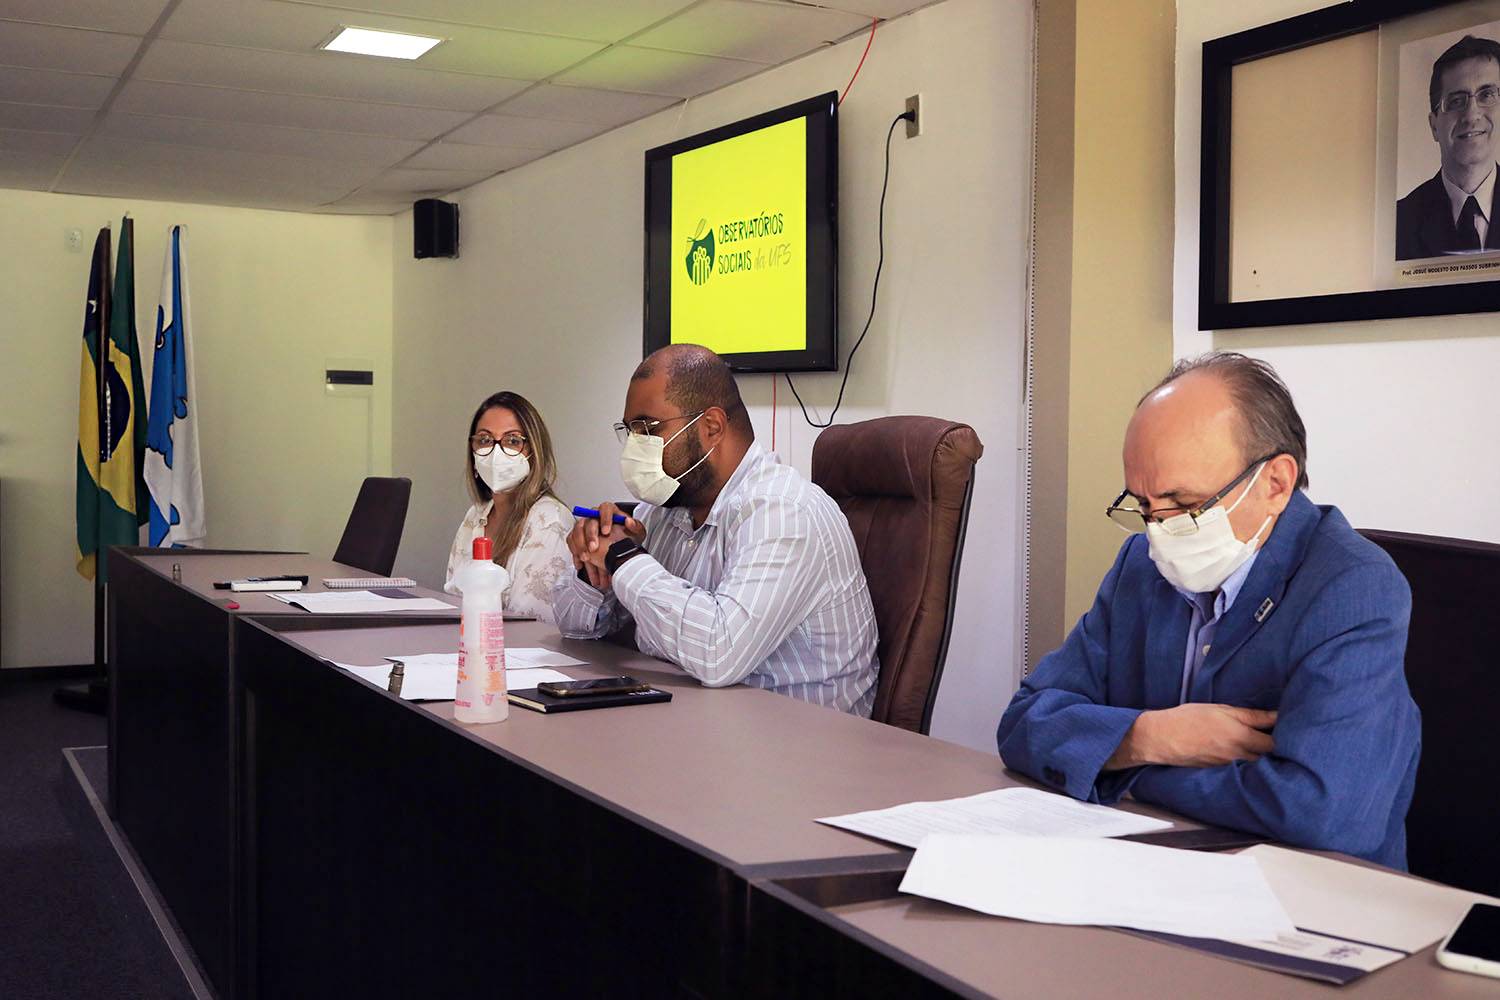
{"left": 660, "top": 433, "right": 714, "bottom": 508}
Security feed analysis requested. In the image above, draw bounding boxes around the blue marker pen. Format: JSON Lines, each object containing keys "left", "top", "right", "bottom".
{"left": 572, "top": 505, "right": 629, "bottom": 525}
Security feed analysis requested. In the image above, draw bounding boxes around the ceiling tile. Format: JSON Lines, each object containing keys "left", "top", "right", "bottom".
{"left": 113, "top": 80, "right": 471, "bottom": 140}
{"left": 314, "top": 197, "right": 412, "bottom": 215}
{"left": 55, "top": 173, "right": 350, "bottom": 211}
{"left": 135, "top": 39, "right": 531, "bottom": 111}
{"left": 632, "top": 0, "right": 870, "bottom": 64}
{"left": 290, "top": 0, "right": 697, "bottom": 43}
{"left": 402, "top": 142, "right": 541, "bottom": 171}
{"left": 418, "top": 29, "right": 602, "bottom": 79}
{"left": 497, "top": 84, "right": 677, "bottom": 126}
{"left": 0, "top": 0, "right": 170, "bottom": 35}
{"left": 0, "top": 65, "right": 117, "bottom": 109}
{"left": 68, "top": 134, "right": 383, "bottom": 186}
{"left": 0, "top": 20, "right": 141, "bottom": 75}
{"left": 97, "top": 112, "right": 424, "bottom": 165}
{"left": 360, "top": 166, "right": 494, "bottom": 194}
{"left": 0, "top": 127, "right": 80, "bottom": 154}
{"left": 818, "top": 0, "right": 930, "bottom": 17}
{"left": 445, "top": 113, "right": 606, "bottom": 149}
{"left": 59, "top": 134, "right": 381, "bottom": 201}
{"left": 161, "top": 0, "right": 604, "bottom": 80}
{"left": 0, "top": 101, "right": 98, "bottom": 133}
{"left": 0, "top": 147, "right": 67, "bottom": 190}
{"left": 553, "top": 46, "right": 763, "bottom": 98}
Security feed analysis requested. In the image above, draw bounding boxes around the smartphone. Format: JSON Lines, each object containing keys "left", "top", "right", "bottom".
{"left": 1123, "top": 827, "right": 1268, "bottom": 852}
{"left": 537, "top": 676, "right": 650, "bottom": 698}
{"left": 1437, "top": 903, "right": 1500, "bottom": 979}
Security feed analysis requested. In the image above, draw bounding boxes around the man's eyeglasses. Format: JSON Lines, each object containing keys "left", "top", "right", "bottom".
{"left": 1436, "top": 84, "right": 1500, "bottom": 114}
{"left": 1104, "top": 454, "right": 1278, "bottom": 534}
{"left": 612, "top": 411, "right": 704, "bottom": 445}
{"left": 470, "top": 432, "right": 527, "bottom": 457}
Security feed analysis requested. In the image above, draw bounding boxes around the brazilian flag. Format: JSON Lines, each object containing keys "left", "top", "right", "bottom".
{"left": 76, "top": 218, "right": 149, "bottom": 582}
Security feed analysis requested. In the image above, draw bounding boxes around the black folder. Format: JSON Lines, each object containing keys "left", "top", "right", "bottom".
{"left": 507, "top": 686, "right": 672, "bottom": 714}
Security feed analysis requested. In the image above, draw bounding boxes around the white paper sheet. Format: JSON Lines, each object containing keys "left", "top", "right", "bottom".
{"left": 899, "top": 834, "right": 1296, "bottom": 941}
{"left": 503, "top": 648, "right": 587, "bottom": 668}
{"left": 385, "top": 649, "right": 587, "bottom": 670}
{"left": 268, "top": 590, "right": 455, "bottom": 613}
{"left": 332, "top": 660, "right": 572, "bottom": 701}
{"left": 816, "top": 787, "right": 1172, "bottom": 848}
{"left": 1239, "top": 844, "right": 1500, "bottom": 953}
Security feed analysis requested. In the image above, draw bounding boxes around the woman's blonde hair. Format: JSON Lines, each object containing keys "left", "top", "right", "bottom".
{"left": 465, "top": 391, "right": 560, "bottom": 565}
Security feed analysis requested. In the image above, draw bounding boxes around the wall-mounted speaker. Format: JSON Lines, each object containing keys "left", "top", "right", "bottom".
{"left": 413, "top": 198, "right": 459, "bottom": 259}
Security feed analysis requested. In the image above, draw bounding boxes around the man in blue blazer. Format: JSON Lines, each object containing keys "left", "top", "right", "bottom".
{"left": 998, "top": 353, "right": 1420, "bottom": 868}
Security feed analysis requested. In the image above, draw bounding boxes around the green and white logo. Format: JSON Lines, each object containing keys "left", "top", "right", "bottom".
{"left": 684, "top": 218, "right": 715, "bottom": 285}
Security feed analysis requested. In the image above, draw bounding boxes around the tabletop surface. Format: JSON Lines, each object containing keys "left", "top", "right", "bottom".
{"left": 277, "top": 620, "right": 1188, "bottom": 869}
{"left": 128, "top": 551, "right": 458, "bottom": 617}
{"left": 269, "top": 616, "right": 1486, "bottom": 996}
{"left": 819, "top": 893, "right": 1498, "bottom": 999}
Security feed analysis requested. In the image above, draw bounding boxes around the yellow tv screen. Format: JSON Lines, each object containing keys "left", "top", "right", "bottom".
{"left": 644, "top": 93, "right": 838, "bottom": 372}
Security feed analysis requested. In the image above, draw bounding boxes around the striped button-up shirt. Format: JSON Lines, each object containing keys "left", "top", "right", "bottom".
{"left": 552, "top": 443, "right": 879, "bottom": 716}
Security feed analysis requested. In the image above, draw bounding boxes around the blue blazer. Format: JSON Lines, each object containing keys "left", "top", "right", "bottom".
{"left": 997, "top": 491, "right": 1421, "bottom": 868}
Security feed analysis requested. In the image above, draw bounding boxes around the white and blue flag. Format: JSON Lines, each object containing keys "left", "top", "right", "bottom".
{"left": 144, "top": 225, "right": 205, "bottom": 547}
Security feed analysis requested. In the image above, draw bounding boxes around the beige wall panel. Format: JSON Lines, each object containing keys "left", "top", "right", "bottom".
{"left": 1229, "top": 31, "right": 1379, "bottom": 301}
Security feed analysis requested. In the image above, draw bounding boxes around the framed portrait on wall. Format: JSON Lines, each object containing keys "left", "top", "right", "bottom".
{"left": 1388, "top": 18, "right": 1500, "bottom": 278}
{"left": 1201, "top": 0, "right": 1500, "bottom": 329}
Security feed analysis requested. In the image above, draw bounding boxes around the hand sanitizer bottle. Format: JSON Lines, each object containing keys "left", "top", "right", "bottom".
{"left": 454, "top": 536, "right": 509, "bottom": 724}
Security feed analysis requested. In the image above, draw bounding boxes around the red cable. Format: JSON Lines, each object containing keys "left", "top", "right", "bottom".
{"left": 838, "top": 18, "right": 878, "bottom": 106}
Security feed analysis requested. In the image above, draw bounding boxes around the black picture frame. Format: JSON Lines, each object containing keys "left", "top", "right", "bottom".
{"left": 1200, "top": 0, "right": 1500, "bottom": 329}
{"left": 642, "top": 92, "right": 839, "bottom": 373}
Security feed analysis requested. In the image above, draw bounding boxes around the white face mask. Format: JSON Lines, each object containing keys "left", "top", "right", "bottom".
{"left": 476, "top": 448, "right": 529, "bottom": 495}
{"left": 619, "top": 412, "right": 714, "bottom": 506}
{"left": 1146, "top": 462, "right": 1272, "bottom": 593}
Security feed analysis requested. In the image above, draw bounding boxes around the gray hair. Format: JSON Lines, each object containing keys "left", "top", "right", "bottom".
{"left": 1143, "top": 352, "right": 1309, "bottom": 489}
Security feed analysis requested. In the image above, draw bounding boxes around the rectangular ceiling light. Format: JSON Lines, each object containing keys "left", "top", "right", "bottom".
{"left": 320, "top": 26, "right": 443, "bottom": 60}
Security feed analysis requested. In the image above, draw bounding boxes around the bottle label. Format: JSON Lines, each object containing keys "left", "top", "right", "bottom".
{"left": 480, "top": 610, "right": 506, "bottom": 700}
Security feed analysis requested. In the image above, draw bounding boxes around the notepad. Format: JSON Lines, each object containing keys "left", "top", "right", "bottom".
{"left": 323, "top": 576, "right": 418, "bottom": 589}
{"left": 267, "top": 590, "right": 454, "bottom": 613}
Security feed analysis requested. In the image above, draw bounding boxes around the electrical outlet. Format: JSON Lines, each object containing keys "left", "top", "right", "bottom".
{"left": 65, "top": 228, "right": 83, "bottom": 253}
{"left": 904, "top": 94, "right": 922, "bottom": 138}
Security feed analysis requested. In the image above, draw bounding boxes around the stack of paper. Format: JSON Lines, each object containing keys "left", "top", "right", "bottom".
{"left": 817, "top": 787, "right": 1172, "bottom": 848}
{"left": 332, "top": 648, "right": 586, "bottom": 701}
{"left": 269, "top": 590, "right": 455, "bottom": 613}
{"left": 898, "top": 834, "right": 1296, "bottom": 941}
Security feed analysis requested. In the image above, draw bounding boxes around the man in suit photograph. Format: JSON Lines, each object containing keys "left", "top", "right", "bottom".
{"left": 1397, "top": 34, "right": 1500, "bottom": 260}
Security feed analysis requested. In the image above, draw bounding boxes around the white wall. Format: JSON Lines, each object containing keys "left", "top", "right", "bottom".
{"left": 0, "top": 188, "right": 393, "bottom": 668}
{"left": 393, "top": 0, "right": 1033, "bottom": 751}
{"left": 1175, "top": 1, "right": 1500, "bottom": 543}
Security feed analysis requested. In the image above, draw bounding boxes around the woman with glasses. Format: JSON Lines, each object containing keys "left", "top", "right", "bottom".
{"left": 443, "top": 391, "right": 572, "bottom": 622}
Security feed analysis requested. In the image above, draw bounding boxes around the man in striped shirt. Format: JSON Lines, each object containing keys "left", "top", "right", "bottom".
{"left": 551, "top": 345, "right": 878, "bottom": 716}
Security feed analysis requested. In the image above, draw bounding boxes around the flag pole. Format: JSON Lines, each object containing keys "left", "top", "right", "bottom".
{"left": 58, "top": 227, "right": 113, "bottom": 715}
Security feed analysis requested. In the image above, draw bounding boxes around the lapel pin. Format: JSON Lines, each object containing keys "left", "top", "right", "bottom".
{"left": 1254, "top": 598, "right": 1275, "bottom": 623}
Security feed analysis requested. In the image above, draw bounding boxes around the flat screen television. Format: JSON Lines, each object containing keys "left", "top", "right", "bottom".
{"left": 643, "top": 92, "right": 838, "bottom": 373}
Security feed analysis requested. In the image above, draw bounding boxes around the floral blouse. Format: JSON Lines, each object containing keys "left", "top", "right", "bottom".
{"left": 443, "top": 495, "right": 573, "bottom": 623}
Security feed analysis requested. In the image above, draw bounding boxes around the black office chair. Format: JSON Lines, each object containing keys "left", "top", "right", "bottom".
{"left": 333, "top": 477, "right": 412, "bottom": 577}
{"left": 1358, "top": 527, "right": 1500, "bottom": 896}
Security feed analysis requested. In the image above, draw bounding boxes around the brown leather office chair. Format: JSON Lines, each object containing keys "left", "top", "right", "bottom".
{"left": 1357, "top": 527, "right": 1500, "bottom": 897}
{"left": 812, "top": 416, "right": 983, "bottom": 734}
{"left": 333, "top": 477, "right": 412, "bottom": 577}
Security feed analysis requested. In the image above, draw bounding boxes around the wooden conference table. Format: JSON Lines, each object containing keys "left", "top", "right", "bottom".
{"left": 108, "top": 549, "right": 1494, "bottom": 999}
